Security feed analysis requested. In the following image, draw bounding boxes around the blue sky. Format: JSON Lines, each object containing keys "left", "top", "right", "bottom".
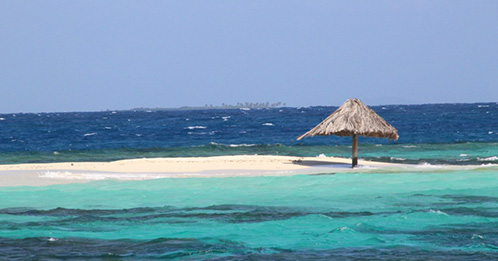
{"left": 1, "top": 1, "right": 497, "bottom": 113}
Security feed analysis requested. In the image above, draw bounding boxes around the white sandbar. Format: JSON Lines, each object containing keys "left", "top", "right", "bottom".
{"left": 0, "top": 155, "right": 395, "bottom": 187}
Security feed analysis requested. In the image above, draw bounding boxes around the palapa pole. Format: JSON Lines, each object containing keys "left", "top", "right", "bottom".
{"left": 352, "top": 134, "right": 358, "bottom": 168}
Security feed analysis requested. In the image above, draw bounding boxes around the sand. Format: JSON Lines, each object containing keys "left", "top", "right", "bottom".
{"left": 0, "top": 155, "right": 396, "bottom": 187}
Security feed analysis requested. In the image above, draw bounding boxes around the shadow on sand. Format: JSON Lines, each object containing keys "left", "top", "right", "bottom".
{"left": 291, "top": 159, "right": 350, "bottom": 167}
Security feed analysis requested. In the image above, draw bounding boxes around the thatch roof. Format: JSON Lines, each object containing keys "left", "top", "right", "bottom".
{"left": 297, "top": 98, "right": 399, "bottom": 140}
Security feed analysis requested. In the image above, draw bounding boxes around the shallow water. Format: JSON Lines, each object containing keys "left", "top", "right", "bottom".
{"left": 1, "top": 171, "right": 497, "bottom": 259}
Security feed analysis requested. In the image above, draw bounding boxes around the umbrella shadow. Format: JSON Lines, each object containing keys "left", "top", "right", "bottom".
{"left": 291, "top": 159, "right": 350, "bottom": 167}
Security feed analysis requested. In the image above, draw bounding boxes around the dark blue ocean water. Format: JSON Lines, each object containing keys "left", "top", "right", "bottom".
{"left": 1, "top": 103, "right": 498, "bottom": 260}
{"left": 1, "top": 103, "right": 497, "bottom": 165}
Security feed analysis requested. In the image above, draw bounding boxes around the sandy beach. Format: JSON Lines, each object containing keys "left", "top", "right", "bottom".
{"left": 0, "top": 155, "right": 395, "bottom": 187}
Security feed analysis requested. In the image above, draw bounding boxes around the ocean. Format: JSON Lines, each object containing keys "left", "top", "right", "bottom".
{"left": 0, "top": 103, "right": 497, "bottom": 259}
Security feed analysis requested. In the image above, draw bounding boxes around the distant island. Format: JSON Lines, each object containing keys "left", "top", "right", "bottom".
{"left": 131, "top": 102, "right": 287, "bottom": 111}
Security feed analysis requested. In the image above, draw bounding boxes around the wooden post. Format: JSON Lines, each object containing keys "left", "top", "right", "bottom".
{"left": 352, "top": 134, "right": 358, "bottom": 168}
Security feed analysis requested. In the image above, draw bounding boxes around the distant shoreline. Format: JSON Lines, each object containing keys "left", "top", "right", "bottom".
{"left": 131, "top": 101, "right": 287, "bottom": 111}
{"left": 1, "top": 101, "right": 496, "bottom": 115}
{"left": 128, "top": 101, "right": 498, "bottom": 112}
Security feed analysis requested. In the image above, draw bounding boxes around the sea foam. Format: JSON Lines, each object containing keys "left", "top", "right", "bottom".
{"left": 229, "top": 144, "right": 257, "bottom": 147}
{"left": 478, "top": 156, "right": 498, "bottom": 161}
{"left": 185, "top": 126, "right": 207, "bottom": 130}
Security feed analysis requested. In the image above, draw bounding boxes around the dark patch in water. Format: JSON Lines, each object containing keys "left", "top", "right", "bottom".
{"left": 215, "top": 248, "right": 498, "bottom": 260}
{"left": 0, "top": 237, "right": 243, "bottom": 260}
{"left": 406, "top": 194, "right": 498, "bottom": 217}
{"left": 409, "top": 223, "right": 498, "bottom": 249}
{"left": 2, "top": 204, "right": 498, "bottom": 256}
{"left": 0, "top": 205, "right": 400, "bottom": 226}
{"left": 440, "top": 195, "right": 498, "bottom": 204}
{"left": 0, "top": 206, "right": 164, "bottom": 216}
{"left": 1, "top": 237, "right": 497, "bottom": 260}
{"left": 355, "top": 222, "right": 498, "bottom": 250}
{"left": 441, "top": 207, "right": 498, "bottom": 218}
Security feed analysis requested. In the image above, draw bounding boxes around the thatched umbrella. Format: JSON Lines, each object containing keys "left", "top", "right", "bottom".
{"left": 297, "top": 98, "right": 398, "bottom": 167}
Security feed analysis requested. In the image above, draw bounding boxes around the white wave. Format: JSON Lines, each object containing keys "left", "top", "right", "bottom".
{"left": 402, "top": 145, "right": 417, "bottom": 148}
{"left": 240, "top": 108, "right": 250, "bottom": 111}
{"left": 262, "top": 123, "right": 274, "bottom": 126}
{"left": 399, "top": 162, "right": 498, "bottom": 172}
{"left": 208, "top": 142, "right": 256, "bottom": 147}
{"left": 0, "top": 118, "right": 5, "bottom": 121}
{"left": 327, "top": 226, "right": 355, "bottom": 233}
{"left": 428, "top": 209, "right": 448, "bottom": 216}
{"left": 478, "top": 105, "right": 489, "bottom": 108}
{"left": 104, "top": 126, "right": 112, "bottom": 130}
{"left": 39, "top": 171, "right": 169, "bottom": 181}
{"left": 337, "top": 226, "right": 353, "bottom": 232}
{"left": 478, "top": 156, "right": 498, "bottom": 161}
{"left": 414, "top": 162, "right": 446, "bottom": 168}
{"left": 185, "top": 126, "right": 207, "bottom": 130}
{"left": 472, "top": 234, "right": 484, "bottom": 240}
{"left": 480, "top": 163, "right": 498, "bottom": 167}
{"left": 460, "top": 154, "right": 468, "bottom": 157}
{"left": 488, "top": 131, "right": 494, "bottom": 134}
{"left": 390, "top": 157, "right": 406, "bottom": 161}
{"left": 222, "top": 116, "right": 231, "bottom": 121}
{"left": 229, "top": 144, "right": 256, "bottom": 147}
{"left": 83, "top": 133, "right": 97, "bottom": 137}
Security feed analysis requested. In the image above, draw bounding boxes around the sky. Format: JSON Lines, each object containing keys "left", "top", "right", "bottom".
{"left": 1, "top": 1, "right": 497, "bottom": 113}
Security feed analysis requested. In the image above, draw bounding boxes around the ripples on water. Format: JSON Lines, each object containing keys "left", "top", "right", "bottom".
{"left": 1, "top": 173, "right": 498, "bottom": 259}
{"left": 0, "top": 103, "right": 497, "bottom": 165}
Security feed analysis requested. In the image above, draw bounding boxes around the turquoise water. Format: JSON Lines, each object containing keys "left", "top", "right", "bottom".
{"left": 1, "top": 170, "right": 497, "bottom": 259}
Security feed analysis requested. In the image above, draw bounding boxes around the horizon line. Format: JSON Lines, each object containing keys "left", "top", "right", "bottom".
{"left": 1, "top": 101, "right": 496, "bottom": 115}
